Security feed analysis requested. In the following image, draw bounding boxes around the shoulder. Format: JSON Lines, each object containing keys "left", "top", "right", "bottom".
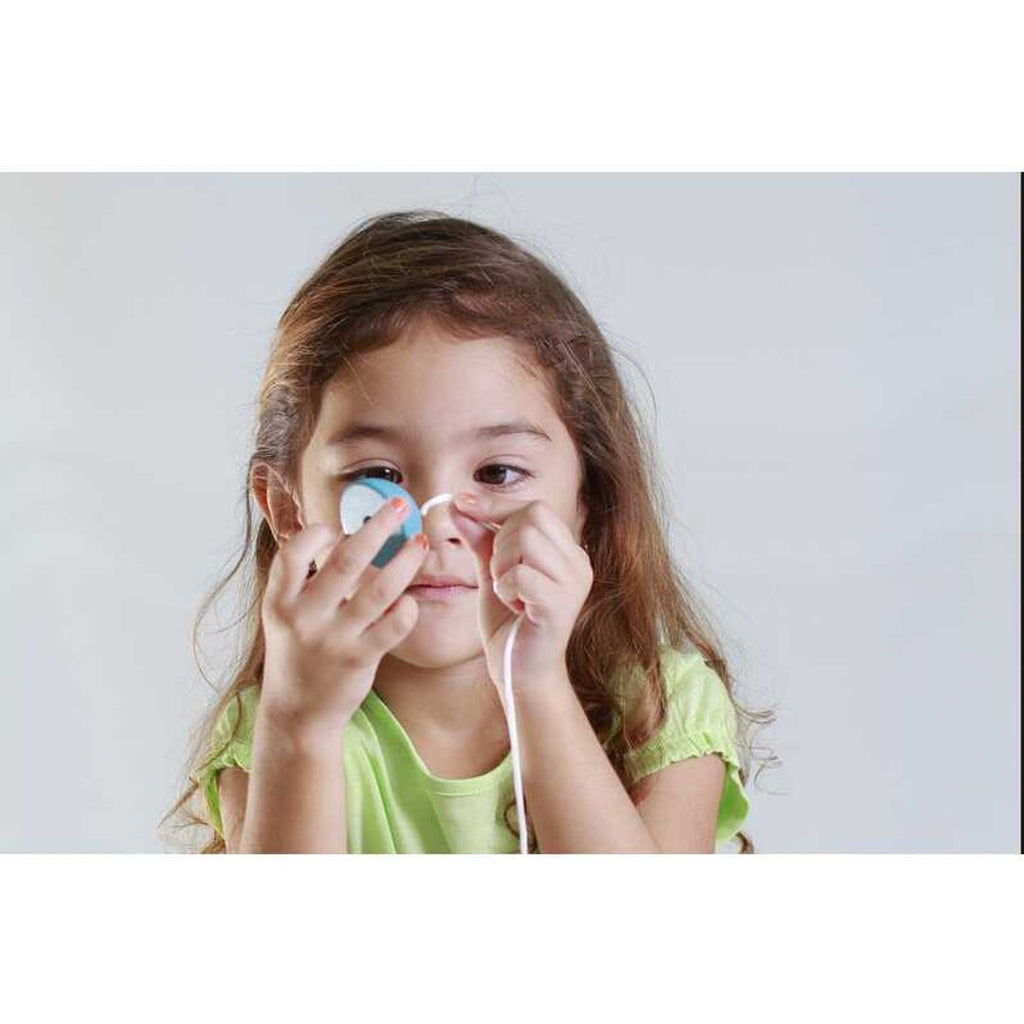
{"left": 622, "top": 647, "right": 745, "bottom": 790}
{"left": 208, "top": 684, "right": 261, "bottom": 764}
{"left": 655, "top": 646, "right": 738, "bottom": 737}
{"left": 191, "top": 685, "right": 261, "bottom": 841}
{"left": 209, "top": 688, "right": 260, "bottom": 753}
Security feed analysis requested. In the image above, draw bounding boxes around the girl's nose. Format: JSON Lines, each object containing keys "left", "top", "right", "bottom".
{"left": 418, "top": 493, "right": 467, "bottom": 549}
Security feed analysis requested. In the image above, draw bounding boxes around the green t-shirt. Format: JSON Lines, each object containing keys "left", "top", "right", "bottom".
{"left": 192, "top": 646, "right": 750, "bottom": 853}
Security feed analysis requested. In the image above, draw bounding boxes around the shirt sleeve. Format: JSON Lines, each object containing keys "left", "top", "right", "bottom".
{"left": 190, "top": 685, "right": 260, "bottom": 841}
{"left": 623, "top": 648, "right": 750, "bottom": 848}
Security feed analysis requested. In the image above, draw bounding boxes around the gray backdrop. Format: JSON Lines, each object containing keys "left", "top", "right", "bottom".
{"left": 2, "top": 173, "right": 1018, "bottom": 852}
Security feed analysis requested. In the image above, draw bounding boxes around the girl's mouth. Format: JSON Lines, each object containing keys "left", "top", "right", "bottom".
{"left": 405, "top": 584, "right": 476, "bottom": 601}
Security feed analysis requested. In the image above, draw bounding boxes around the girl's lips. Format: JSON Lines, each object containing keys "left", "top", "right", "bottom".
{"left": 405, "top": 584, "right": 476, "bottom": 601}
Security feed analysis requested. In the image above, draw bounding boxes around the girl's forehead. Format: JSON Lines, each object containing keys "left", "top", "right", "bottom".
{"left": 322, "top": 333, "right": 554, "bottom": 415}
{"left": 306, "top": 331, "right": 577, "bottom": 471}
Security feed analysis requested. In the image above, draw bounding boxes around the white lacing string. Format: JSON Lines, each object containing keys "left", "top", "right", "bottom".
{"left": 422, "top": 494, "right": 530, "bottom": 854}
{"left": 502, "top": 613, "right": 529, "bottom": 854}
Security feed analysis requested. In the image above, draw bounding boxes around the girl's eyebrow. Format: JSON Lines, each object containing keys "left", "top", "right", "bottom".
{"left": 325, "top": 419, "right": 552, "bottom": 447}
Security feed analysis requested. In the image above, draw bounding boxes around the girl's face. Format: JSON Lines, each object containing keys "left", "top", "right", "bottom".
{"left": 262, "top": 321, "right": 588, "bottom": 666}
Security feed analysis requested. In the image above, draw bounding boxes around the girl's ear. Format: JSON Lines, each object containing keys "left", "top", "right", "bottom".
{"left": 251, "top": 463, "right": 304, "bottom": 544}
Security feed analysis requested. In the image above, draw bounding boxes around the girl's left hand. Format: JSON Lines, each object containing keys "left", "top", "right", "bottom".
{"left": 449, "top": 493, "right": 593, "bottom": 707}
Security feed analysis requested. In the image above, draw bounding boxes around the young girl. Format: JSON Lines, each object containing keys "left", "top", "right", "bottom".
{"left": 162, "top": 210, "right": 775, "bottom": 854}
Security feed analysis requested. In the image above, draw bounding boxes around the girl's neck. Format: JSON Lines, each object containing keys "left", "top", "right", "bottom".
{"left": 372, "top": 653, "right": 506, "bottom": 745}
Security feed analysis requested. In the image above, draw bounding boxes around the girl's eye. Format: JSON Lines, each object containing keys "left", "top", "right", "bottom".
{"left": 476, "top": 463, "right": 532, "bottom": 488}
{"left": 341, "top": 464, "right": 532, "bottom": 490}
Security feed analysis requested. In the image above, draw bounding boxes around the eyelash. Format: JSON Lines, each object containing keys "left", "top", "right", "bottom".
{"left": 340, "top": 463, "right": 534, "bottom": 491}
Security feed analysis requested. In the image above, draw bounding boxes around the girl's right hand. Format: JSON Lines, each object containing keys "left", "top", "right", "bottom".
{"left": 259, "top": 497, "right": 428, "bottom": 734}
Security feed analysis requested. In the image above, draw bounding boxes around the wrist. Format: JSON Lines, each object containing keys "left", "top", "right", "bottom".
{"left": 257, "top": 700, "right": 348, "bottom": 756}
{"left": 508, "top": 665, "right": 576, "bottom": 712}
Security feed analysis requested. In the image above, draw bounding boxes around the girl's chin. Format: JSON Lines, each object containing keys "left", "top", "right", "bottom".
{"left": 391, "top": 622, "right": 481, "bottom": 651}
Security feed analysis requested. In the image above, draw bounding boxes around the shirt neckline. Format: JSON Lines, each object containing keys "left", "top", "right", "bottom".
{"left": 363, "top": 686, "right": 512, "bottom": 795}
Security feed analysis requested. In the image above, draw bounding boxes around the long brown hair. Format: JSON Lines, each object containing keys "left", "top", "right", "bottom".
{"left": 159, "top": 210, "right": 779, "bottom": 854}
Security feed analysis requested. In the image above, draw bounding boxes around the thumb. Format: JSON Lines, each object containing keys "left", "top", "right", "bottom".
{"left": 448, "top": 504, "right": 496, "bottom": 587}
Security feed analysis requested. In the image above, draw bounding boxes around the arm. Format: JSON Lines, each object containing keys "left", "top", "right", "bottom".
{"left": 515, "top": 669, "right": 721, "bottom": 853}
{"left": 231, "top": 704, "right": 349, "bottom": 854}
{"left": 629, "top": 754, "right": 724, "bottom": 853}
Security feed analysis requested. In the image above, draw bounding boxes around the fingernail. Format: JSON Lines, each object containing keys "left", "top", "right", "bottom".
{"left": 388, "top": 497, "right": 407, "bottom": 513}
{"left": 456, "top": 492, "right": 478, "bottom": 507}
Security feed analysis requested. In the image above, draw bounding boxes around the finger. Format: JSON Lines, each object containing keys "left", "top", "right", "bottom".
{"left": 451, "top": 492, "right": 527, "bottom": 529}
{"left": 302, "top": 496, "right": 412, "bottom": 611}
{"left": 491, "top": 520, "right": 575, "bottom": 588}
{"left": 360, "top": 588, "right": 420, "bottom": 655}
{"left": 347, "top": 531, "right": 430, "bottom": 637}
{"left": 267, "top": 522, "right": 339, "bottom": 605}
{"left": 493, "top": 564, "right": 553, "bottom": 624}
